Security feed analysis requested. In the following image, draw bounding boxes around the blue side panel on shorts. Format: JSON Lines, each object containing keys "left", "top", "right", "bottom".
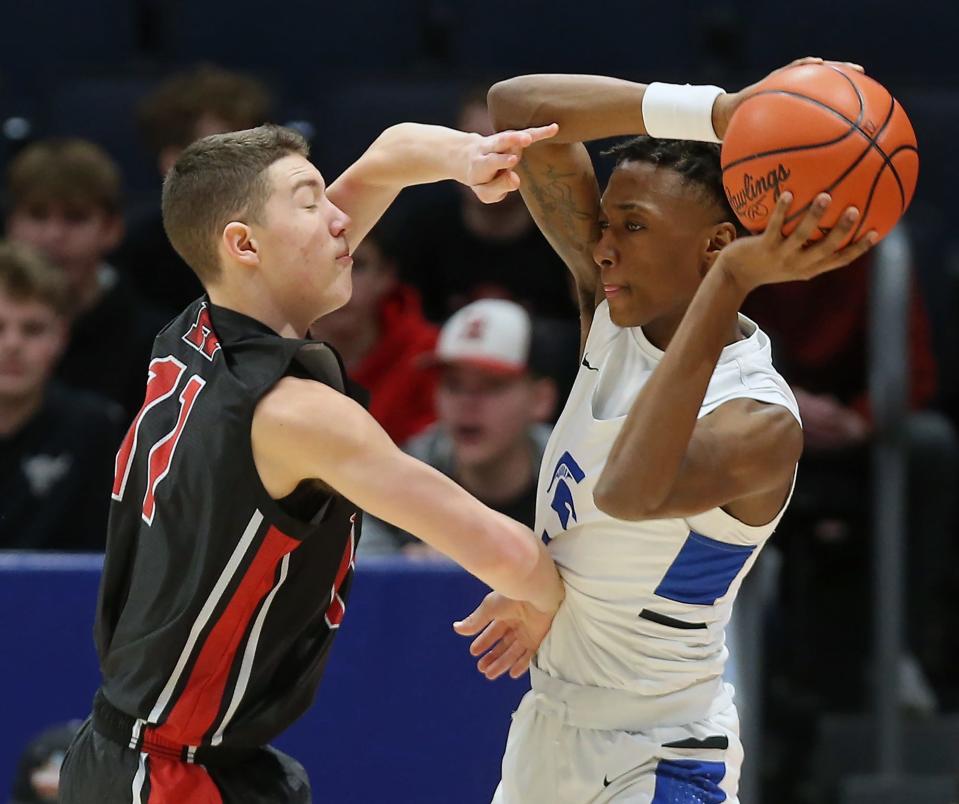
{"left": 651, "top": 759, "right": 727, "bottom": 804}
{"left": 654, "top": 531, "right": 755, "bottom": 606}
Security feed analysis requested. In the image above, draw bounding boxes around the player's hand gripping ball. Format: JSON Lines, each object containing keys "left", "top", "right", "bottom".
{"left": 721, "top": 62, "right": 918, "bottom": 247}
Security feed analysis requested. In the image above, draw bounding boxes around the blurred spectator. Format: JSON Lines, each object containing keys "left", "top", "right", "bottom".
{"left": 4, "top": 138, "right": 166, "bottom": 422}
{"left": 386, "top": 88, "right": 578, "bottom": 322}
{"left": 743, "top": 251, "right": 959, "bottom": 705}
{"left": 113, "top": 64, "right": 274, "bottom": 313}
{"left": 362, "top": 299, "right": 558, "bottom": 556}
{"left": 9, "top": 721, "right": 81, "bottom": 804}
{"left": 745, "top": 252, "right": 937, "bottom": 426}
{"left": 309, "top": 231, "right": 438, "bottom": 445}
{"left": 0, "top": 241, "right": 122, "bottom": 550}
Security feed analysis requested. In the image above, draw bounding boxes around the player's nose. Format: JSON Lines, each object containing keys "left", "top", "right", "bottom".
{"left": 328, "top": 204, "right": 352, "bottom": 238}
{"left": 592, "top": 237, "right": 616, "bottom": 269}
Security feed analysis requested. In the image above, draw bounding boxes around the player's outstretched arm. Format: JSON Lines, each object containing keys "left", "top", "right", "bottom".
{"left": 326, "top": 122, "right": 557, "bottom": 249}
{"left": 593, "top": 193, "right": 876, "bottom": 525}
{"left": 251, "top": 378, "right": 564, "bottom": 615}
{"left": 490, "top": 75, "right": 655, "bottom": 146}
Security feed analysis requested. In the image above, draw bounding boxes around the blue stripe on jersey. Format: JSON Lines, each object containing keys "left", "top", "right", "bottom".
{"left": 654, "top": 531, "right": 755, "bottom": 606}
{"left": 652, "top": 759, "right": 727, "bottom": 803}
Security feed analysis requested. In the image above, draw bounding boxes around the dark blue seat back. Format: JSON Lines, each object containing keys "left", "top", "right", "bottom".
{"left": 0, "top": 0, "right": 137, "bottom": 100}
{"left": 157, "top": 0, "right": 425, "bottom": 96}
{"left": 42, "top": 76, "right": 161, "bottom": 199}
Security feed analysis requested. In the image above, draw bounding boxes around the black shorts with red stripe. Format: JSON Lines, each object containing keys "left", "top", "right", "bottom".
{"left": 59, "top": 718, "right": 310, "bottom": 804}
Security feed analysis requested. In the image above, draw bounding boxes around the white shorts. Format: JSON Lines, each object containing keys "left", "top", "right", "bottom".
{"left": 492, "top": 669, "right": 743, "bottom": 804}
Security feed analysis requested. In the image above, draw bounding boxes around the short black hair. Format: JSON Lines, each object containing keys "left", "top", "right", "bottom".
{"left": 602, "top": 136, "right": 745, "bottom": 233}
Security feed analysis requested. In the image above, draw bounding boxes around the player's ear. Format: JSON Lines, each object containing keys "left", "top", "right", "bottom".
{"left": 700, "top": 221, "right": 737, "bottom": 275}
{"left": 222, "top": 221, "right": 259, "bottom": 269}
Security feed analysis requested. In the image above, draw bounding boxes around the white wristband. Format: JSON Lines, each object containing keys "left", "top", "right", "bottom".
{"left": 641, "top": 82, "right": 726, "bottom": 143}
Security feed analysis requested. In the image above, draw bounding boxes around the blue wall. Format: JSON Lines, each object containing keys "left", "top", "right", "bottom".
{"left": 0, "top": 553, "right": 526, "bottom": 803}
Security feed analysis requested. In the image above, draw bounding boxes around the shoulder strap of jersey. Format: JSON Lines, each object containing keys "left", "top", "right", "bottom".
{"left": 293, "top": 342, "right": 346, "bottom": 393}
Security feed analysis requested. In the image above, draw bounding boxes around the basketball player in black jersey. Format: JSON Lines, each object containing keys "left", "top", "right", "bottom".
{"left": 59, "top": 122, "right": 564, "bottom": 803}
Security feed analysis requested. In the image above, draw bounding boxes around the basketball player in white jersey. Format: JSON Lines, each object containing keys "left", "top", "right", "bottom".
{"left": 453, "top": 59, "right": 875, "bottom": 802}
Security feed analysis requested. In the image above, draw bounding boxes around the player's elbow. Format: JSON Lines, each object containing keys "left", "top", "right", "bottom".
{"left": 488, "top": 78, "right": 549, "bottom": 132}
{"left": 593, "top": 479, "right": 661, "bottom": 522}
{"left": 488, "top": 80, "right": 527, "bottom": 131}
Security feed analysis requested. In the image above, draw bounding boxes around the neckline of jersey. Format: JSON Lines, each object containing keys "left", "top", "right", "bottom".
{"left": 628, "top": 313, "right": 763, "bottom": 364}
{"left": 206, "top": 297, "right": 287, "bottom": 342}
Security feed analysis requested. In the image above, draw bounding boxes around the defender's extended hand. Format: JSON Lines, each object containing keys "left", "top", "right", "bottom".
{"left": 712, "top": 57, "right": 865, "bottom": 139}
{"left": 717, "top": 192, "right": 877, "bottom": 296}
{"left": 453, "top": 591, "right": 557, "bottom": 680}
{"left": 465, "top": 123, "right": 559, "bottom": 204}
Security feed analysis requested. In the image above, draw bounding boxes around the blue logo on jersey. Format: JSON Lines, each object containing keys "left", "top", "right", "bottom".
{"left": 546, "top": 451, "right": 586, "bottom": 534}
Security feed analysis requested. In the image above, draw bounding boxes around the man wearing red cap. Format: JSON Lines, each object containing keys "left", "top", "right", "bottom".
{"left": 362, "top": 299, "right": 558, "bottom": 555}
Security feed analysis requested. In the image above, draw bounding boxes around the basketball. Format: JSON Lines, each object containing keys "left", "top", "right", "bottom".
{"left": 721, "top": 63, "right": 919, "bottom": 246}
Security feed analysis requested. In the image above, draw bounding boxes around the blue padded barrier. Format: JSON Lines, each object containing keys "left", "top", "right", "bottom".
{"left": 0, "top": 552, "right": 526, "bottom": 803}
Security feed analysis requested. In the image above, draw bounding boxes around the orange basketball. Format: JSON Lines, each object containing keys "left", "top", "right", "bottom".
{"left": 721, "top": 64, "right": 919, "bottom": 246}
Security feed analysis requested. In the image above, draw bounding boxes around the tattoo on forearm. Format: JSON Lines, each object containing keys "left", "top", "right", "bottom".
{"left": 520, "top": 163, "right": 595, "bottom": 244}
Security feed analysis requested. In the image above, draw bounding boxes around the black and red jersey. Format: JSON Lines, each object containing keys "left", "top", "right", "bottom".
{"left": 94, "top": 298, "right": 360, "bottom": 754}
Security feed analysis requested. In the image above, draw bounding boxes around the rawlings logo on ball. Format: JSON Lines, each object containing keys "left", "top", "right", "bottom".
{"left": 726, "top": 164, "right": 791, "bottom": 221}
{"left": 720, "top": 64, "right": 918, "bottom": 242}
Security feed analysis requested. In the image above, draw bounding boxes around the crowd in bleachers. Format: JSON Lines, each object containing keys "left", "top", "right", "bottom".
{"left": 2, "top": 3, "right": 958, "bottom": 801}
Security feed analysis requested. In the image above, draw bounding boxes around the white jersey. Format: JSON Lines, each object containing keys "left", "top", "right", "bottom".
{"left": 535, "top": 300, "right": 800, "bottom": 700}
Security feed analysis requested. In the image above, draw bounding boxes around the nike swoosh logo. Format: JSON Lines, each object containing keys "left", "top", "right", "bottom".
{"left": 603, "top": 775, "right": 611, "bottom": 787}
{"left": 582, "top": 356, "right": 599, "bottom": 371}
